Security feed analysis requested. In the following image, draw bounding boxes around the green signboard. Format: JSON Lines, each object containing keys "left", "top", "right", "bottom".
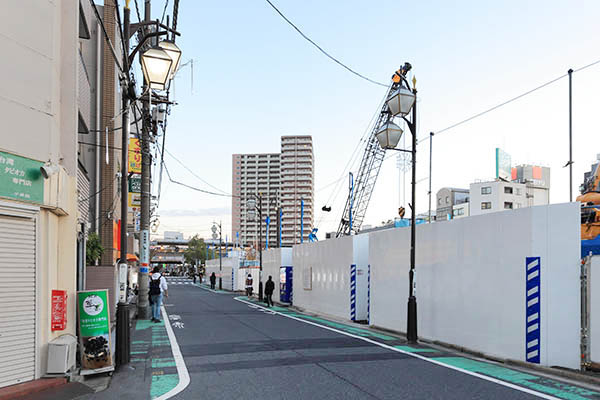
{"left": 77, "top": 290, "right": 113, "bottom": 370}
{"left": 0, "top": 151, "right": 44, "bottom": 203}
{"left": 128, "top": 175, "right": 141, "bottom": 193}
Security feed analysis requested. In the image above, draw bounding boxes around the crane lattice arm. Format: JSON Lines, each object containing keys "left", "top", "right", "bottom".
{"left": 336, "top": 66, "right": 410, "bottom": 237}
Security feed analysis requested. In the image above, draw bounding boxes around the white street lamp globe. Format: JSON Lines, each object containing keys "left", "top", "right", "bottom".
{"left": 247, "top": 210, "right": 256, "bottom": 220}
{"left": 387, "top": 86, "right": 415, "bottom": 117}
{"left": 376, "top": 121, "right": 403, "bottom": 150}
{"left": 211, "top": 225, "right": 217, "bottom": 233}
{"left": 141, "top": 46, "right": 173, "bottom": 90}
{"left": 247, "top": 199, "right": 256, "bottom": 209}
{"left": 158, "top": 40, "right": 182, "bottom": 79}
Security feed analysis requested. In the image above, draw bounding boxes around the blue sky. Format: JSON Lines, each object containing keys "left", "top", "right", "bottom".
{"left": 147, "top": 0, "right": 600, "bottom": 239}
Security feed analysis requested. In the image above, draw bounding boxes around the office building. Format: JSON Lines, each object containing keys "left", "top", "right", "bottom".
{"left": 436, "top": 188, "right": 469, "bottom": 221}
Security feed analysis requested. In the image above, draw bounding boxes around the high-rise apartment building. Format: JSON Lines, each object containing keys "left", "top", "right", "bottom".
{"left": 231, "top": 135, "right": 314, "bottom": 247}
{"left": 232, "top": 153, "right": 280, "bottom": 247}
{"left": 280, "top": 136, "right": 314, "bottom": 245}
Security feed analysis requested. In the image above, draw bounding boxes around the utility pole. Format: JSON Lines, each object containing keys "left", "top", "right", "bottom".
{"left": 428, "top": 132, "right": 433, "bottom": 223}
{"left": 138, "top": 0, "right": 152, "bottom": 319}
{"left": 219, "top": 221, "right": 222, "bottom": 290}
{"left": 258, "top": 195, "right": 263, "bottom": 301}
{"left": 568, "top": 68, "right": 573, "bottom": 202}
{"left": 119, "top": 4, "right": 130, "bottom": 270}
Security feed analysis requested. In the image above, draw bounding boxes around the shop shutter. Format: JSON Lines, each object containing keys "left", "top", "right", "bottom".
{"left": 0, "top": 215, "right": 36, "bottom": 388}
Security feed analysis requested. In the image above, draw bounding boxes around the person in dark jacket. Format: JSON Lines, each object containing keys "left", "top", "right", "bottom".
{"left": 210, "top": 272, "right": 216, "bottom": 290}
{"left": 264, "top": 275, "right": 275, "bottom": 307}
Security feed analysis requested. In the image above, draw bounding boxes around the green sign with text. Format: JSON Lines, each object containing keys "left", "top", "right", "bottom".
{"left": 77, "top": 290, "right": 113, "bottom": 370}
{"left": 0, "top": 151, "right": 44, "bottom": 203}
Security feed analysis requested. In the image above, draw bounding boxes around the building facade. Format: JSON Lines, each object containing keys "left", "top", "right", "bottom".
{"left": 280, "top": 136, "right": 314, "bottom": 245}
{"left": 231, "top": 135, "right": 314, "bottom": 248}
{"left": 436, "top": 187, "right": 469, "bottom": 221}
{"left": 0, "top": 0, "right": 80, "bottom": 388}
{"left": 470, "top": 180, "right": 530, "bottom": 216}
{"left": 232, "top": 153, "right": 280, "bottom": 247}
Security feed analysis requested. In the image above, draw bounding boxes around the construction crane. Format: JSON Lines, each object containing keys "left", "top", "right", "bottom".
{"left": 336, "top": 64, "right": 412, "bottom": 237}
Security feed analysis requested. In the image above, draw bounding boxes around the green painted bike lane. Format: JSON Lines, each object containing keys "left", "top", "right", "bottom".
{"left": 131, "top": 318, "right": 179, "bottom": 399}
{"left": 238, "top": 296, "right": 600, "bottom": 400}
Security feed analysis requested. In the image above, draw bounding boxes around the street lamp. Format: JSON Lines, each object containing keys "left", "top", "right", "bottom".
{"left": 141, "top": 46, "right": 173, "bottom": 90}
{"left": 212, "top": 222, "right": 222, "bottom": 290}
{"left": 158, "top": 40, "right": 182, "bottom": 79}
{"left": 378, "top": 63, "right": 419, "bottom": 343}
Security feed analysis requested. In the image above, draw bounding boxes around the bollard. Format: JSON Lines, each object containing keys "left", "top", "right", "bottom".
{"left": 115, "top": 302, "right": 131, "bottom": 367}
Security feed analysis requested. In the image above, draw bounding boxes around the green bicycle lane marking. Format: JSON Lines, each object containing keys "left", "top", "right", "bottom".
{"left": 431, "top": 357, "right": 600, "bottom": 400}
{"left": 132, "top": 318, "right": 179, "bottom": 399}
{"left": 237, "top": 296, "right": 600, "bottom": 399}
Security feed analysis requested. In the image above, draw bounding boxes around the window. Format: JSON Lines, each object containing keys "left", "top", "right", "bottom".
{"left": 445, "top": 196, "right": 450, "bottom": 205}
{"left": 516, "top": 188, "right": 522, "bottom": 196}
{"left": 504, "top": 202, "right": 513, "bottom": 209}
{"left": 481, "top": 187, "right": 492, "bottom": 195}
{"left": 515, "top": 203, "right": 521, "bottom": 208}
{"left": 438, "top": 198, "right": 442, "bottom": 206}
{"left": 504, "top": 187, "right": 513, "bottom": 194}
{"left": 453, "top": 208, "right": 464, "bottom": 216}
{"left": 481, "top": 202, "right": 491, "bottom": 210}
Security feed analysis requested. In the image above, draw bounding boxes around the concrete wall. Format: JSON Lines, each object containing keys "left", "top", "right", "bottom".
{"left": 293, "top": 236, "right": 353, "bottom": 320}
{"left": 263, "top": 248, "right": 293, "bottom": 302}
{"left": 205, "top": 256, "right": 239, "bottom": 291}
{"left": 369, "top": 203, "right": 580, "bottom": 369}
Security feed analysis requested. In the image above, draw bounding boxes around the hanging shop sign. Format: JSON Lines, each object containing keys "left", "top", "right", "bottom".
{"left": 51, "top": 290, "right": 67, "bottom": 331}
{"left": 77, "top": 290, "right": 113, "bottom": 371}
{"left": 128, "top": 192, "right": 141, "bottom": 208}
{"left": 128, "top": 138, "right": 141, "bottom": 173}
{"left": 128, "top": 175, "right": 141, "bottom": 193}
{"left": 0, "top": 151, "right": 44, "bottom": 203}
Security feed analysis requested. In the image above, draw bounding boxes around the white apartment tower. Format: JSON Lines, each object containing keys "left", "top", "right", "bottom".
{"left": 232, "top": 153, "right": 280, "bottom": 247}
{"left": 231, "top": 135, "right": 314, "bottom": 248}
{"left": 280, "top": 136, "right": 314, "bottom": 245}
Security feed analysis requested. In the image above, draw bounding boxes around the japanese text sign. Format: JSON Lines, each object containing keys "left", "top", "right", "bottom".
{"left": 51, "top": 290, "right": 67, "bottom": 331}
{"left": 128, "top": 138, "right": 141, "bottom": 173}
{"left": 0, "top": 151, "right": 44, "bottom": 203}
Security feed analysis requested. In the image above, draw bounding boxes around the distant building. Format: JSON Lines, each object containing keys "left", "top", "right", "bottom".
{"left": 164, "top": 231, "right": 184, "bottom": 240}
{"left": 436, "top": 188, "right": 469, "bottom": 221}
{"left": 452, "top": 202, "right": 469, "bottom": 219}
{"left": 512, "top": 165, "right": 551, "bottom": 207}
{"left": 470, "top": 181, "right": 528, "bottom": 216}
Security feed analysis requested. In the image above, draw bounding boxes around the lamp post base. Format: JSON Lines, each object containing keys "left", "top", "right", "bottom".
{"left": 137, "top": 303, "right": 151, "bottom": 320}
{"left": 407, "top": 296, "right": 418, "bottom": 343}
{"left": 258, "top": 281, "right": 263, "bottom": 302}
{"left": 218, "top": 277, "right": 222, "bottom": 290}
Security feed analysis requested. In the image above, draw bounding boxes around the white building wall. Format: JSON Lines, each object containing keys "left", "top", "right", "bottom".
{"left": 591, "top": 256, "right": 600, "bottom": 365}
{"left": 263, "top": 248, "right": 282, "bottom": 302}
{"left": 292, "top": 236, "right": 353, "bottom": 320}
{"left": 470, "top": 181, "right": 527, "bottom": 216}
{"left": 369, "top": 203, "right": 580, "bottom": 369}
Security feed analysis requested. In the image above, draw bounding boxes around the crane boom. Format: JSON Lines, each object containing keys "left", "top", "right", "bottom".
{"left": 336, "top": 80, "right": 401, "bottom": 237}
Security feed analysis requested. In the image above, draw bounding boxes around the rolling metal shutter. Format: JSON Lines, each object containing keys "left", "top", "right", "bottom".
{"left": 0, "top": 214, "right": 36, "bottom": 388}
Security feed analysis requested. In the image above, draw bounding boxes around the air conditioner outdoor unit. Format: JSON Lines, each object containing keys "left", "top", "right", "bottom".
{"left": 47, "top": 335, "right": 77, "bottom": 374}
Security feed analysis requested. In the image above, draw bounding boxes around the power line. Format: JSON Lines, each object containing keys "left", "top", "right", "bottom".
{"left": 163, "top": 162, "right": 237, "bottom": 198}
{"left": 160, "top": 0, "right": 170, "bottom": 24}
{"left": 88, "top": 0, "right": 124, "bottom": 72}
{"left": 418, "top": 57, "right": 600, "bottom": 143}
{"left": 163, "top": 148, "right": 230, "bottom": 195}
{"left": 263, "top": 0, "right": 387, "bottom": 88}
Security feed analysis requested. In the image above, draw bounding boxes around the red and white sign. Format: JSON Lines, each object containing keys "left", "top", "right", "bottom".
{"left": 51, "top": 290, "right": 67, "bottom": 331}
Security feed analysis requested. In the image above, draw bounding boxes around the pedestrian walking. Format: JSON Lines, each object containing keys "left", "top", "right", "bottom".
{"left": 245, "top": 273, "right": 253, "bottom": 297}
{"left": 210, "top": 272, "right": 216, "bottom": 290}
{"left": 265, "top": 275, "right": 275, "bottom": 307}
{"left": 149, "top": 266, "right": 168, "bottom": 323}
{"left": 192, "top": 271, "right": 197, "bottom": 284}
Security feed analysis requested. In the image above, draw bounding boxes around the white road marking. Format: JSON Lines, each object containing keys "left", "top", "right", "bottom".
{"left": 233, "top": 297, "right": 562, "bottom": 400}
{"left": 155, "top": 305, "right": 190, "bottom": 400}
{"left": 172, "top": 321, "right": 185, "bottom": 329}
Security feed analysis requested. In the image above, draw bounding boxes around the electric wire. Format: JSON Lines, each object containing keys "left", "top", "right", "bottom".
{"left": 160, "top": 0, "right": 170, "bottom": 24}
{"left": 163, "top": 161, "right": 237, "bottom": 198}
{"left": 88, "top": 0, "right": 124, "bottom": 72}
{"left": 263, "top": 0, "right": 387, "bottom": 88}
{"left": 418, "top": 57, "right": 600, "bottom": 144}
{"left": 133, "top": 0, "right": 142, "bottom": 22}
{"left": 163, "top": 148, "right": 230, "bottom": 195}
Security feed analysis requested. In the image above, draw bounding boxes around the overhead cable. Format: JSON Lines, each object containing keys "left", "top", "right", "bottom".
{"left": 163, "top": 162, "right": 237, "bottom": 198}
{"left": 263, "top": 0, "right": 387, "bottom": 87}
{"left": 419, "top": 57, "right": 600, "bottom": 143}
{"left": 88, "top": 0, "right": 124, "bottom": 72}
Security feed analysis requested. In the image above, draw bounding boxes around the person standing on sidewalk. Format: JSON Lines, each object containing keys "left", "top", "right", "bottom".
{"left": 264, "top": 275, "right": 275, "bottom": 307}
{"left": 149, "top": 266, "right": 168, "bottom": 323}
{"left": 210, "top": 272, "right": 216, "bottom": 290}
{"left": 245, "top": 273, "right": 253, "bottom": 297}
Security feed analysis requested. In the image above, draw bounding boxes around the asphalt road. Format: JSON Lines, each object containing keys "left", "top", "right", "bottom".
{"left": 164, "top": 278, "right": 545, "bottom": 400}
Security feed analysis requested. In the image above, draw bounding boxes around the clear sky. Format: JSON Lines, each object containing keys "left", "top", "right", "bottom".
{"left": 147, "top": 0, "right": 600, "bottom": 240}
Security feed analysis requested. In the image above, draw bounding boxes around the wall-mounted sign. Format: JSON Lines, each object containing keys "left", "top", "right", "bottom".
{"left": 495, "top": 148, "right": 512, "bottom": 181}
{"left": 51, "top": 290, "right": 67, "bottom": 331}
{"left": 0, "top": 151, "right": 44, "bottom": 203}
{"left": 128, "top": 175, "right": 141, "bottom": 193}
{"left": 128, "top": 192, "right": 141, "bottom": 208}
{"left": 128, "top": 139, "right": 141, "bottom": 174}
